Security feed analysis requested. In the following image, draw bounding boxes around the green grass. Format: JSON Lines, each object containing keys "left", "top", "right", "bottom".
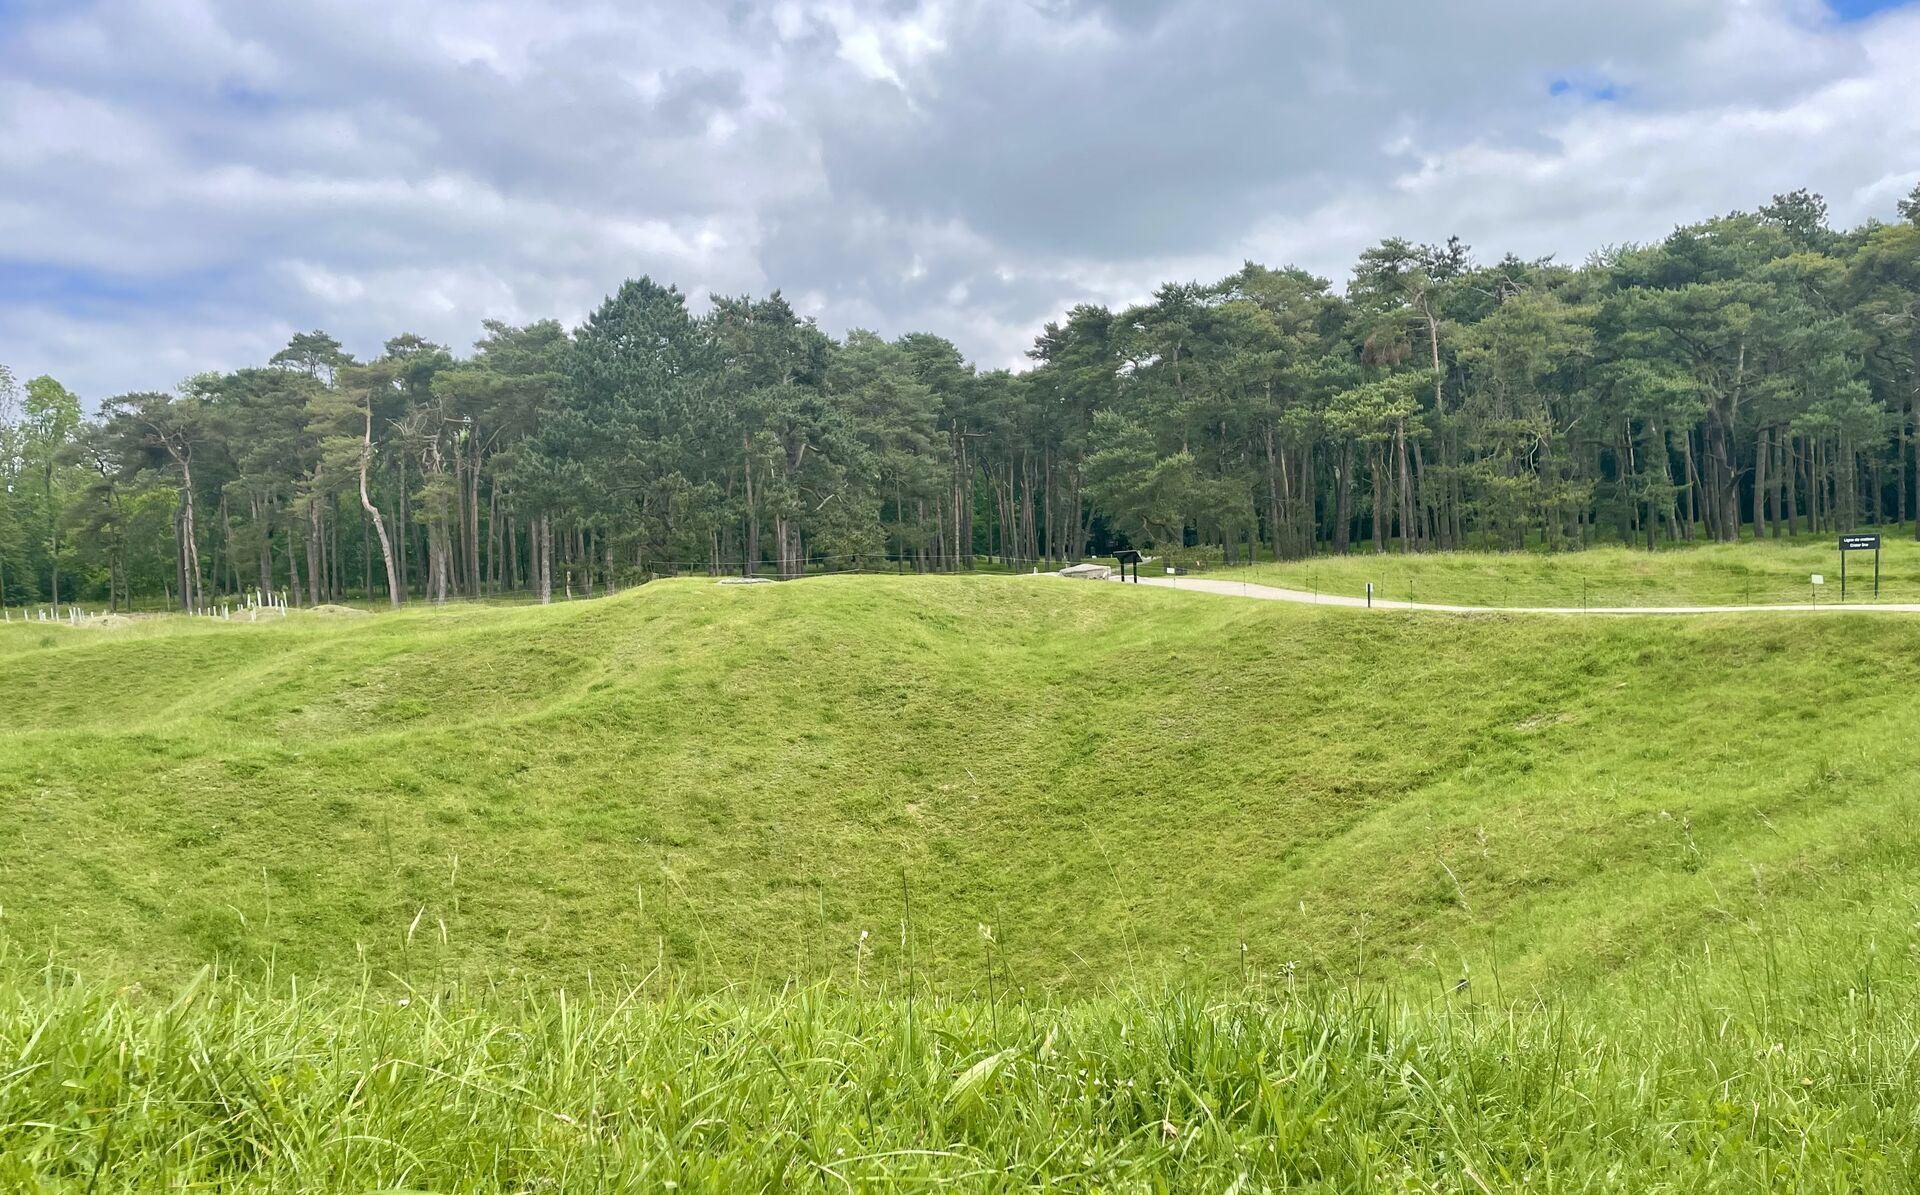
{"left": 4, "top": 913, "right": 1918, "bottom": 1192}
{"left": 1206, "top": 529, "right": 1920, "bottom": 607}
{"left": 7, "top": 568, "right": 1920, "bottom": 1187}
{"left": 6, "top": 573, "right": 1920, "bottom": 992}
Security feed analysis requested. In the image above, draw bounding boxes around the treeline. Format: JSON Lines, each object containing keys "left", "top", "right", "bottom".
{"left": 2, "top": 185, "right": 1919, "bottom": 610}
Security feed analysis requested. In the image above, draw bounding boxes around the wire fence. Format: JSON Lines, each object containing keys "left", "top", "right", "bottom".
{"left": 642, "top": 552, "right": 1072, "bottom": 579}
{"left": 0, "top": 554, "right": 1086, "bottom": 624}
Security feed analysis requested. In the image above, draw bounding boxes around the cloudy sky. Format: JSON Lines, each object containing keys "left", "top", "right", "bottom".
{"left": 2, "top": 0, "right": 1918, "bottom": 400}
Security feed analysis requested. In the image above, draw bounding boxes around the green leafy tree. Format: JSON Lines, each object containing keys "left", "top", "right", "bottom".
{"left": 22, "top": 376, "right": 82, "bottom": 604}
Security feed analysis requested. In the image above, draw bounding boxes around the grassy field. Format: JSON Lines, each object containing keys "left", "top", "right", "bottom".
{"left": 9, "top": 574, "right": 1920, "bottom": 991}
{"left": 6, "top": 571, "right": 1920, "bottom": 1187}
{"left": 1205, "top": 529, "right": 1920, "bottom": 607}
{"left": 4, "top": 920, "right": 1915, "bottom": 1192}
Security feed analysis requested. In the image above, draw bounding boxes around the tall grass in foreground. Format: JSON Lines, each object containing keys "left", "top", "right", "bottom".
{"left": 1, "top": 932, "right": 1916, "bottom": 1193}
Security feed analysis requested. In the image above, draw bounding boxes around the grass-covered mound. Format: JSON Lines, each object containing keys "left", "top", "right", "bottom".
{"left": 5, "top": 574, "right": 1919, "bottom": 997}
{"left": 1212, "top": 530, "right": 1920, "bottom": 607}
{"left": 8, "top": 573, "right": 1920, "bottom": 1189}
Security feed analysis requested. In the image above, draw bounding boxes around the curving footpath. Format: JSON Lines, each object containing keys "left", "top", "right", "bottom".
{"left": 1099, "top": 573, "right": 1920, "bottom": 615}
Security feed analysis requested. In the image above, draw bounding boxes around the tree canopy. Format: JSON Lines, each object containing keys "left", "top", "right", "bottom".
{"left": 6, "top": 188, "right": 1920, "bottom": 610}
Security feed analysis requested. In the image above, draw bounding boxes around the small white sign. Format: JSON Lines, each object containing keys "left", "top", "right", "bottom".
{"left": 1811, "top": 574, "right": 1825, "bottom": 585}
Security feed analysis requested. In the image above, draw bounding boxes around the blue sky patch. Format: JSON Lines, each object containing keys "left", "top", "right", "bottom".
{"left": 217, "top": 81, "right": 279, "bottom": 112}
{"left": 1549, "top": 76, "right": 1622, "bottom": 102}
{"left": 1827, "top": 0, "right": 1913, "bottom": 20}
{"left": 0, "top": 260, "right": 232, "bottom": 319}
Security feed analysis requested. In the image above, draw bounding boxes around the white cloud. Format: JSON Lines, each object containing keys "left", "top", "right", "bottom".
{"left": 0, "top": 0, "right": 1914, "bottom": 400}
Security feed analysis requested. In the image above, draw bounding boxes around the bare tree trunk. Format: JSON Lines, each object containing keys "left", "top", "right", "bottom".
{"left": 360, "top": 400, "right": 403, "bottom": 607}
{"left": 505, "top": 509, "right": 519, "bottom": 590}
{"left": 253, "top": 495, "right": 273, "bottom": 597}
{"left": 286, "top": 511, "right": 301, "bottom": 606}
{"left": 1422, "top": 297, "right": 1444, "bottom": 415}
{"left": 450, "top": 450, "right": 465, "bottom": 596}
{"left": 1680, "top": 433, "right": 1701, "bottom": 541}
{"left": 487, "top": 481, "right": 500, "bottom": 593}
{"left": 1300, "top": 443, "right": 1315, "bottom": 553}
{"left": 1370, "top": 446, "right": 1388, "bottom": 554}
{"left": 330, "top": 497, "right": 342, "bottom": 600}
{"left": 181, "top": 462, "right": 203, "bottom": 611}
{"left": 1395, "top": 422, "right": 1414, "bottom": 554}
{"left": 1785, "top": 434, "right": 1800, "bottom": 536}
{"left": 1808, "top": 440, "right": 1821, "bottom": 532}
{"left": 1265, "top": 423, "right": 1285, "bottom": 559}
{"left": 1335, "top": 443, "right": 1353, "bottom": 554}
{"left": 1897, "top": 404, "right": 1909, "bottom": 530}
{"left": 468, "top": 436, "right": 483, "bottom": 596}
{"left": 429, "top": 519, "right": 450, "bottom": 603}
{"left": 537, "top": 515, "right": 553, "bottom": 605}
{"left": 1770, "top": 432, "right": 1784, "bottom": 538}
{"left": 742, "top": 435, "right": 759, "bottom": 574}
{"left": 174, "top": 501, "right": 189, "bottom": 612}
{"left": 396, "top": 454, "right": 410, "bottom": 596}
{"left": 305, "top": 490, "right": 323, "bottom": 606}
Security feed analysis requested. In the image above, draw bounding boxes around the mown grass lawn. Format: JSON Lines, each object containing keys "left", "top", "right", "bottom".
{"left": 1205, "top": 528, "right": 1920, "bottom": 607}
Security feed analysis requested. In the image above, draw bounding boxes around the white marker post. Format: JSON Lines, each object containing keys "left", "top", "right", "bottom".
{"left": 1811, "top": 574, "right": 1824, "bottom": 608}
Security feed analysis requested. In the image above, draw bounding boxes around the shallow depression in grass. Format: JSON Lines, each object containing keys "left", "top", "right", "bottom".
{"left": 6, "top": 572, "right": 1920, "bottom": 1001}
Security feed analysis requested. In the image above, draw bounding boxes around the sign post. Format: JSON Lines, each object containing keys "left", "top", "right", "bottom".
{"left": 1838, "top": 534, "right": 1881, "bottom": 601}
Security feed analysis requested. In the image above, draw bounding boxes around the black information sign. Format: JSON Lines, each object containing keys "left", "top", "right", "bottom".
{"left": 1837, "top": 534, "right": 1881, "bottom": 600}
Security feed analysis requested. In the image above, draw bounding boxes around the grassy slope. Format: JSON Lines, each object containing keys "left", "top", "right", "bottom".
{"left": 1209, "top": 529, "right": 1920, "bottom": 607}
{"left": 6, "top": 574, "right": 1920, "bottom": 998}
